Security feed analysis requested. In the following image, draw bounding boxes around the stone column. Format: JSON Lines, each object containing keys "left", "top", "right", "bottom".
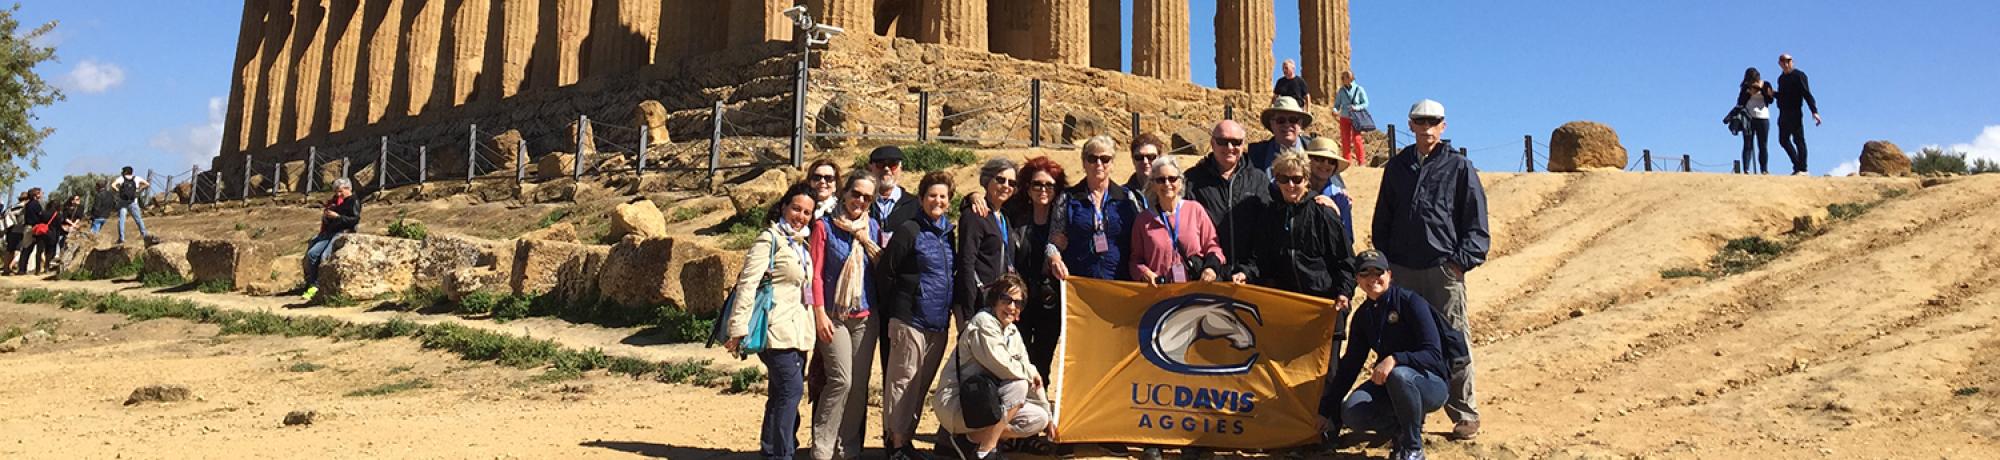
{"left": 1215, "top": 0, "right": 1273, "bottom": 91}
{"left": 288, "top": 1, "right": 327, "bottom": 141}
{"left": 254, "top": 0, "right": 295, "bottom": 149}
{"left": 590, "top": 0, "right": 661, "bottom": 75}
{"left": 450, "top": 0, "right": 490, "bottom": 104}
{"left": 403, "top": 0, "right": 445, "bottom": 116}
{"left": 224, "top": 0, "right": 268, "bottom": 156}
{"left": 1031, "top": 0, "right": 1088, "bottom": 67}
{"left": 989, "top": 0, "right": 1034, "bottom": 60}
{"left": 364, "top": 0, "right": 402, "bottom": 123}
{"left": 499, "top": 0, "right": 537, "bottom": 97}
{"left": 556, "top": 0, "right": 590, "bottom": 85}
{"left": 658, "top": 0, "right": 726, "bottom": 62}
{"left": 809, "top": 0, "right": 873, "bottom": 34}
{"left": 1133, "top": 0, "right": 1188, "bottom": 81}
{"left": 323, "top": 0, "right": 362, "bottom": 133}
{"left": 1300, "top": 0, "right": 1348, "bottom": 103}
{"left": 1089, "top": 0, "right": 1119, "bottom": 70}
{"left": 729, "top": 0, "right": 793, "bottom": 48}
{"left": 922, "top": 0, "right": 986, "bottom": 50}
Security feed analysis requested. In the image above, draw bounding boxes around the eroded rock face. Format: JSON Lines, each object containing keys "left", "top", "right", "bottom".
{"left": 609, "top": 200, "right": 670, "bottom": 240}
{"left": 1858, "top": 140, "right": 1912, "bottom": 177}
{"left": 187, "top": 240, "right": 274, "bottom": 290}
{"left": 79, "top": 243, "right": 146, "bottom": 279}
{"left": 594, "top": 235, "right": 737, "bottom": 314}
{"left": 415, "top": 233, "right": 504, "bottom": 288}
{"left": 143, "top": 241, "right": 194, "bottom": 282}
{"left": 318, "top": 234, "right": 423, "bottom": 300}
{"left": 1548, "top": 121, "right": 1629, "bottom": 172}
{"left": 537, "top": 153, "right": 577, "bottom": 181}
{"left": 443, "top": 266, "right": 508, "bottom": 303}
{"left": 508, "top": 238, "right": 608, "bottom": 304}
{"left": 727, "top": 168, "right": 793, "bottom": 216}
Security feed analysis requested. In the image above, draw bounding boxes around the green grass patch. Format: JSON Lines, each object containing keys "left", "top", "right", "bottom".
{"left": 668, "top": 206, "right": 707, "bottom": 223}
{"left": 607, "top": 356, "right": 659, "bottom": 378}
{"left": 537, "top": 207, "right": 573, "bottom": 229}
{"left": 345, "top": 378, "right": 432, "bottom": 397}
{"left": 16, "top": 289, "right": 56, "bottom": 304}
{"left": 1659, "top": 267, "right": 1711, "bottom": 280}
{"left": 140, "top": 270, "right": 188, "bottom": 288}
{"left": 391, "top": 287, "right": 448, "bottom": 312}
{"left": 655, "top": 306, "right": 716, "bottom": 344}
{"left": 726, "top": 367, "right": 764, "bottom": 394}
{"left": 658, "top": 358, "right": 726, "bottom": 386}
{"left": 1710, "top": 236, "right": 1787, "bottom": 276}
{"left": 719, "top": 205, "right": 769, "bottom": 251}
{"left": 386, "top": 211, "right": 428, "bottom": 240}
{"left": 1955, "top": 386, "right": 1982, "bottom": 397}
{"left": 195, "top": 279, "right": 233, "bottom": 294}
{"left": 288, "top": 362, "right": 326, "bottom": 373}
{"left": 899, "top": 143, "right": 978, "bottom": 172}
{"left": 63, "top": 269, "right": 96, "bottom": 281}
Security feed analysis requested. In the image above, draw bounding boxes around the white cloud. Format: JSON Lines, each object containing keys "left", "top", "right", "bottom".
{"left": 61, "top": 59, "right": 126, "bottom": 94}
{"left": 1826, "top": 160, "right": 1859, "bottom": 177}
{"left": 1926, "top": 125, "right": 2000, "bottom": 163}
{"left": 148, "top": 97, "right": 227, "bottom": 167}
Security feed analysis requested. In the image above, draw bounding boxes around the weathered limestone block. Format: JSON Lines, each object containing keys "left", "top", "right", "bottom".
{"left": 416, "top": 233, "right": 504, "bottom": 287}
{"left": 443, "top": 266, "right": 508, "bottom": 302}
{"left": 1859, "top": 140, "right": 1913, "bottom": 177}
{"left": 522, "top": 222, "right": 578, "bottom": 243}
{"left": 569, "top": 119, "right": 599, "bottom": 157}
{"left": 1063, "top": 113, "right": 1108, "bottom": 145}
{"left": 1170, "top": 125, "right": 1211, "bottom": 157}
{"left": 143, "top": 241, "right": 194, "bottom": 282}
{"left": 1216, "top": 0, "right": 1274, "bottom": 91}
{"left": 810, "top": 0, "right": 874, "bottom": 33}
{"left": 80, "top": 244, "right": 146, "bottom": 279}
{"left": 727, "top": 168, "right": 793, "bottom": 216}
{"left": 187, "top": 239, "right": 274, "bottom": 290}
{"left": 243, "top": 253, "right": 305, "bottom": 296}
{"left": 610, "top": 200, "right": 669, "bottom": 240}
{"left": 1032, "top": 0, "right": 1090, "bottom": 66}
{"left": 597, "top": 236, "right": 739, "bottom": 313}
{"left": 280, "top": 160, "right": 307, "bottom": 193}
{"left": 508, "top": 238, "right": 608, "bottom": 304}
{"left": 537, "top": 153, "right": 576, "bottom": 181}
{"left": 1299, "top": 0, "right": 1350, "bottom": 102}
{"left": 922, "top": 0, "right": 987, "bottom": 50}
{"left": 1548, "top": 121, "right": 1629, "bottom": 172}
{"left": 318, "top": 233, "right": 422, "bottom": 300}
{"left": 635, "top": 101, "right": 671, "bottom": 148}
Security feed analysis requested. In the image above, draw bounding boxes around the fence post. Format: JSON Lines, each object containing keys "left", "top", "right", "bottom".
{"left": 241, "top": 154, "right": 251, "bottom": 200}
{"left": 214, "top": 166, "right": 224, "bottom": 204}
{"left": 636, "top": 129, "right": 649, "bottom": 175}
{"left": 378, "top": 136, "right": 390, "bottom": 190}
{"left": 342, "top": 154, "right": 352, "bottom": 182}
{"left": 1028, "top": 80, "right": 1041, "bottom": 147}
{"left": 1387, "top": 124, "right": 1398, "bottom": 155}
{"left": 306, "top": 146, "right": 318, "bottom": 194}
{"left": 710, "top": 100, "right": 725, "bottom": 191}
{"left": 515, "top": 138, "right": 527, "bottom": 187}
{"left": 418, "top": 145, "right": 429, "bottom": 185}
{"left": 1130, "top": 111, "right": 1142, "bottom": 142}
{"left": 917, "top": 91, "right": 931, "bottom": 143}
{"left": 467, "top": 124, "right": 478, "bottom": 184}
{"left": 272, "top": 161, "right": 281, "bottom": 195}
{"left": 574, "top": 115, "right": 587, "bottom": 182}
{"left": 1524, "top": 135, "right": 1535, "bottom": 172}
{"left": 1223, "top": 103, "right": 1234, "bottom": 121}
{"left": 791, "top": 42, "right": 808, "bottom": 168}
{"left": 1681, "top": 154, "right": 1691, "bottom": 172}
{"left": 1643, "top": 149, "right": 1653, "bottom": 172}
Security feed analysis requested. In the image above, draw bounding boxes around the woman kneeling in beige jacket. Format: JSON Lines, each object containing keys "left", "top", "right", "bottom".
{"left": 933, "top": 273, "right": 1051, "bottom": 460}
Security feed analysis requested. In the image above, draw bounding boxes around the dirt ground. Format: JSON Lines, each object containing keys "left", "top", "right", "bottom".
{"left": 9, "top": 163, "right": 2000, "bottom": 459}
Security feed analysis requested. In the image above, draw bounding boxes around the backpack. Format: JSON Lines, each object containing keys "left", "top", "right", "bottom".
{"left": 118, "top": 178, "right": 140, "bottom": 203}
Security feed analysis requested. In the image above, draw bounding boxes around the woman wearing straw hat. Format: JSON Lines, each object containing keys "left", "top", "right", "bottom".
{"left": 1303, "top": 137, "right": 1356, "bottom": 238}
{"left": 1246, "top": 96, "right": 1314, "bottom": 174}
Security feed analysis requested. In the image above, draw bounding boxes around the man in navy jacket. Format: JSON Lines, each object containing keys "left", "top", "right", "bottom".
{"left": 1326, "top": 251, "right": 1458, "bottom": 460}
{"left": 1371, "top": 99, "right": 1489, "bottom": 441}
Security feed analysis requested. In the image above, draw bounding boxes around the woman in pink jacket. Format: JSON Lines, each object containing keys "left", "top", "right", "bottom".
{"left": 1128, "top": 157, "right": 1226, "bottom": 285}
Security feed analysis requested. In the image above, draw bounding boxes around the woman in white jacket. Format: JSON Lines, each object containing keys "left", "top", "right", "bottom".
{"left": 934, "top": 273, "right": 1050, "bottom": 460}
{"left": 726, "top": 184, "right": 818, "bottom": 460}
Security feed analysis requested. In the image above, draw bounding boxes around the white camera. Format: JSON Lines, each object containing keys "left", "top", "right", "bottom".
{"left": 811, "top": 24, "right": 845, "bottom": 37}
{"left": 782, "top": 6, "right": 806, "bottom": 20}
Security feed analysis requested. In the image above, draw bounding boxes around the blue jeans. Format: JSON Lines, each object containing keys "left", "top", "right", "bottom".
{"left": 1741, "top": 117, "right": 1770, "bottom": 174}
{"left": 760, "top": 350, "right": 806, "bottom": 460}
{"left": 303, "top": 234, "right": 336, "bottom": 287}
{"left": 1340, "top": 366, "right": 1447, "bottom": 452}
{"left": 91, "top": 217, "right": 106, "bottom": 233}
{"left": 119, "top": 202, "right": 149, "bottom": 242}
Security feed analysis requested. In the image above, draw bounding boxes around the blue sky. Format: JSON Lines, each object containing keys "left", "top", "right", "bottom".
{"left": 17, "top": 1, "right": 2000, "bottom": 192}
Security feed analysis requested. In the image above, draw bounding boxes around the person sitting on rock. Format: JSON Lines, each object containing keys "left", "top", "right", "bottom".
{"left": 301, "top": 178, "right": 360, "bottom": 301}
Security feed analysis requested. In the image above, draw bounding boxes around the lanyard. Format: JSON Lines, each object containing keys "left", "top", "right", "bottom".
{"left": 1091, "top": 189, "right": 1109, "bottom": 233}
{"left": 1161, "top": 200, "right": 1184, "bottom": 253}
{"left": 994, "top": 211, "right": 1012, "bottom": 270}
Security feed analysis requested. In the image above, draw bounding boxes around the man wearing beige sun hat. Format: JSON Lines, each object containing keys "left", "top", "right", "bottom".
{"left": 1303, "top": 137, "right": 1356, "bottom": 238}
{"left": 1247, "top": 96, "right": 1314, "bottom": 174}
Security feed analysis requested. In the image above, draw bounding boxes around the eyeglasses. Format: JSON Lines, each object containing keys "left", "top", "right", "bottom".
{"left": 1086, "top": 155, "right": 1117, "bottom": 164}
{"left": 1311, "top": 156, "right": 1339, "bottom": 165}
{"left": 809, "top": 174, "right": 836, "bottom": 182}
{"left": 1272, "top": 116, "right": 1305, "bottom": 125}
{"left": 1156, "top": 175, "right": 1182, "bottom": 184}
{"left": 1275, "top": 174, "right": 1308, "bottom": 185}
{"left": 871, "top": 160, "right": 902, "bottom": 169}
{"left": 991, "top": 177, "right": 1017, "bottom": 187}
{"left": 1028, "top": 181, "right": 1058, "bottom": 191}
{"left": 1410, "top": 117, "right": 1443, "bottom": 127}
{"left": 1134, "top": 154, "right": 1159, "bottom": 163}
{"left": 1214, "top": 138, "right": 1245, "bottom": 147}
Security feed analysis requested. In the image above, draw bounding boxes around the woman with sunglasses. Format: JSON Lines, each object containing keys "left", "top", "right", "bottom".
{"left": 878, "top": 171, "right": 958, "bottom": 460}
{"left": 1001, "top": 157, "right": 1069, "bottom": 383}
{"left": 1124, "top": 133, "right": 1166, "bottom": 209}
{"left": 958, "top": 158, "right": 1020, "bottom": 321}
{"left": 1058, "top": 135, "right": 1138, "bottom": 282}
{"left": 804, "top": 159, "right": 842, "bottom": 218}
{"left": 1129, "top": 157, "right": 1224, "bottom": 286}
{"left": 1242, "top": 152, "right": 1356, "bottom": 313}
{"left": 804, "top": 172, "right": 881, "bottom": 460}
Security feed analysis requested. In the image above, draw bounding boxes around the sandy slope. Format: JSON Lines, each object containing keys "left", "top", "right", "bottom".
{"left": 8, "top": 169, "right": 2000, "bottom": 459}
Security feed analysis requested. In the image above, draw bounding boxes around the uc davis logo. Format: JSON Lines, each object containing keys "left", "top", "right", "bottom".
{"left": 1137, "top": 293, "right": 1263, "bottom": 376}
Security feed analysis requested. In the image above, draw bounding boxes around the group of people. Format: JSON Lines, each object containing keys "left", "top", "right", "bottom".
{"left": 722, "top": 94, "right": 1491, "bottom": 460}
{"left": 1732, "top": 53, "right": 1822, "bottom": 175}
{"left": 0, "top": 167, "right": 153, "bottom": 275}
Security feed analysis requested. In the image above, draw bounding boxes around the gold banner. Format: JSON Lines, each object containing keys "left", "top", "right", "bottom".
{"left": 1051, "top": 278, "right": 1337, "bottom": 449}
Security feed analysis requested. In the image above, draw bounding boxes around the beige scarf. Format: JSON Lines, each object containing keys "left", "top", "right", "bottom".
{"left": 829, "top": 212, "right": 879, "bottom": 315}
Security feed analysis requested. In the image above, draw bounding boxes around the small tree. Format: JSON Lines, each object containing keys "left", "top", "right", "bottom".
{"left": 0, "top": 4, "right": 65, "bottom": 189}
{"left": 49, "top": 173, "right": 112, "bottom": 211}
{"left": 1971, "top": 158, "right": 2000, "bottom": 175}
{"left": 1910, "top": 147, "right": 1969, "bottom": 176}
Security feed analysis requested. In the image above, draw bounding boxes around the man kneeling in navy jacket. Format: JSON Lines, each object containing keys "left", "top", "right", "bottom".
{"left": 1323, "top": 250, "right": 1468, "bottom": 460}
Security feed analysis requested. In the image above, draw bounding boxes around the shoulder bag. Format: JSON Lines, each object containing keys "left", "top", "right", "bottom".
{"left": 735, "top": 231, "right": 783, "bottom": 358}
{"left": 1351, "top": 108, "right": 1378, "bottom": 133}
{"left": 952, "top": 324, "right": 1006, "bottom": 429}
{"left": 31, "top": 211, "right": 58, "bottom": 237}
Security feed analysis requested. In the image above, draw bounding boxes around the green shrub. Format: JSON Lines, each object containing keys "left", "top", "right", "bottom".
{"left": 607, "top": 356, "right": 659, "bottom": 377}
{"left": 1956, "top": 386, "right": 1983, "bottom": 397}
{"left": 394, "top": 287, "right": 448, "bottom": 311}
{"left": 318, "top": 292, "right": 359, "bottom": 308}
{"left": 63, "top": 269, "right": 95, "bottom": 281}
{"left": 15, "top": 289, "right": 55, "bottom": 304}
{"left": 537, "top": 207, "right": 572, "bottom": 229}
{"left": 345, "top": 378, "right": 431, "bottom": 397}
{"left": 658, "top": 359, "right": 723, "bottom": 385}
{"left": 726, "top": 367, "right": 765, "bottom": 394}
{"left": 1826, "top": 202, "right": 1873, "bottom": 221}
{"left": 1972, "top": 158, "right": 2000, "bottom": 175}
{"left": 720, "top": 205, "right": 770, "bottom": 250}
{"left": 1710, "top": 236, "right": 1787, "bottom": 275}
{"left": 668, "top": 206, "right": 706, "bottom": 223}
{"left": 900, "top": 143, "right": 978, "bottom": 172}
{"left": 140, "top": 270, "right": 188, "bottom": 288}
{"left": 386, "top": 211, "right": 429, "bottom": 240}
{"left": 1659, "top": 267, "right": 1709, "bottom": 280}
{"left": 656, "top": 306, "right": 717, "bottom": 344}
{"left": 196, "top": 279, "right": 234, "bottom": 294}
{"left": 1911, "top": 147, "right": 1969, "bottom": 176}
{"left": 457, "top": 290, "right": 503, "bottom": 315}
{"left": 493, "top": 294, "right": 535, "bottom": 322}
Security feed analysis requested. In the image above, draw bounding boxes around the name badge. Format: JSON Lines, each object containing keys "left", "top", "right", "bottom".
{"left": 1093, "top": 232, "right": 1110, "bottom": 254}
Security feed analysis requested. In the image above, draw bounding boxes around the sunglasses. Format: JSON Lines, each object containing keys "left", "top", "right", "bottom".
{"left": 1275, "top": 174, "right": 1308, "bottom": 185}
{"left": 1086, "top": 155, "right": 1117, "bottom": 164}
{"left": 809, "top": 174, "right": 836, "bottom": 182}
{"left": 1028, "top": 181, "right": 1058, "bottom": 191}
{"left": 871, "top": 160, "right": 902, "bottom": 169}
{"left": 1155, "top": 175, "right": 1182, "bottom": 184}
{"left": 1134, "top": 154, "right": 1160, "bottom": 163}
{"left": 1272, "top": 116, "right": 1305, "bottom": 125}
{"left": 1312, "top": 156, "right": 1339, "bottom": 165}
{"left": 1410, "top": 117, "right": 1443, "bottom": 127}
{"left": 991, "top": 177, "right": 1017, "bottom": 187}
{"left": 845, "top": 189, "right": 871, "bottom": 199}
{"left": 1214, "top": 138, "right": 1245, "bottom": 147}
{"left": 1358, "top": 269, "right": 1386, "bottom": 278}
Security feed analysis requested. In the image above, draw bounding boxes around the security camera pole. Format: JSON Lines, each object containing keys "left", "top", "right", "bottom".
{"left": 788, "top": 6, "right": 841, "bottom": 168}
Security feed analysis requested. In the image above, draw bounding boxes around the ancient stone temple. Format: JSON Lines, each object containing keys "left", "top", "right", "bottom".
{"left": 215, "top": 1, "right": 1350, "bottom": 194}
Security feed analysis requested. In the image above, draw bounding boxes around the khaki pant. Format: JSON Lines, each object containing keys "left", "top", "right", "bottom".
{"left": 938, "top": 379, "right": 1050, "bottom": 437}
{"left": 811, "top": 316, "right": 878, "bottom": 460}
{"left": 1389, "top": 263, "right": 1479, "bottom": 423}
{"left": 882, "top": 318, "right": 946, "bottom": 445}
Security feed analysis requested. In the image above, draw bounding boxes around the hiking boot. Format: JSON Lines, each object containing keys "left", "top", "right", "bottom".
{"left": 1450, "top": 420, "right": 1481, "bottom": 441}
{"left": 1393, "top": 449, "right": 1428, "bottom": 460}
{"left": 1098, "top": 443, "right": 1131, "bottom": 457}
{"left": 1178, "top": 447, "right": 1211, "bottom": 460}
{"left": 302, "top": 286, "right": 318, "bottom": 301}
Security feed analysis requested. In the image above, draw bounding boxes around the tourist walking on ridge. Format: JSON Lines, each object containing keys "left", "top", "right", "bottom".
{"left": 805, "top": 173, "right": 881, "bottom": 460}
{"left": 1327, "top": 251, "right": 1463, "bottom": 460}
{"left": 1058, "top": 136, "right": 1139, "bottom": 282}
{"left": 1372, "top": 99, "right": 1489, "bottom": 440}
{"left": 724, "top": 184, "right": 818, "bottom": 460}
{"left": 1334, "top": 71, "right": 1371, "bottom": 166}
{"left": 1002, "top": 157, "right": 1068, "bottom": 383}
{"left": 1274, "top": 59, "right": 1311, "bottom": 107}
{"left": 1247, "top": 96, "right": 1313, "bottom": 173}
{"left": 1185, "top": 120, "right": 1270, "bottom": 284}
{"left": 878, "top": 171, "right": 957, "bottom": 460}
{"left": 109, "top": 166, "right": 151, "bottom": 243}
{"left": 11, "top": 188, "right": 45, "bottom": 275}
{"left": 1125, "top": 133, "right": 1166, "bottom": 210}
{"left": 1775, "top": 54, "right": 1821, "bottom": 175}
{"left": 1738, "top": 67, "right": 1776, "bottom": 175}
{"left": 958, "top": 158, "right": 1020, "bottom": 320}
{"left": 805, "top": 159, "right": 842, "bottom": 219}
{"left": 932, "top": 274, "right": 1051, "bottom": 460}
{"left": 1129, "top": 157, "right": 1223, "bottom": 286}
{"left": 300, "top": 179, "right": 360, "bottom": 301}
{"left": 90, "top": 181, "right": 120, "bottom": 234}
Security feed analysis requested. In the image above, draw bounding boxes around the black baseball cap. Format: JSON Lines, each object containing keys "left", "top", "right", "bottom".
{"left": 1354, "top": 250, "right": 1391, "bottom": 274}
{"left": 869, "top": 146, "right": 904, "bottom": 163}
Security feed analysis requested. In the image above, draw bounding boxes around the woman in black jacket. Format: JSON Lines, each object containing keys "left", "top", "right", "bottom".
{"left": 39, "top": 195, "right": 83, "bottom": 274}
{"left": 301, "top": 178, "right": 361, "bottom": 301}
{"left": 1003, "top": 156, "right": 1069, "bottom": 383}
{"left": 12, "top": 188, "right": 46, "bottom": 275}
{"left": 956, "top": 158, "right": 1019, "bottom": 319}
{"left": 1242, "top": 152, "right": 1356, "bottom": 308}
